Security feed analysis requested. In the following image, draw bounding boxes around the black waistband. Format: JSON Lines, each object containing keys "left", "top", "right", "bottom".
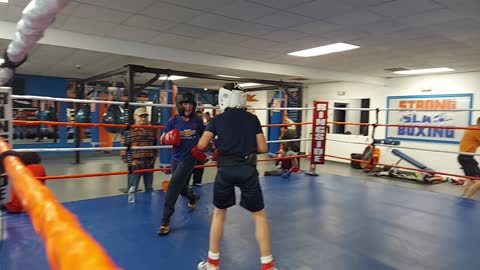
{"left": 217, "top": 153, "right": 257, "bottom": 167}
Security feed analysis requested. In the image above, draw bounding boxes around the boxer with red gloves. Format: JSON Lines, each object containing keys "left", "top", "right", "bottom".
{"left": 160, "top": 128, "right": 181, "bottom": 146}
{"left": 158, "top": 92, "right": 205, "bottom": 236}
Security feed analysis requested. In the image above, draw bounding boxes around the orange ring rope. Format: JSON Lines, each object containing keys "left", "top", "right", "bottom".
{"left": 37, "top": 154, "right": 312, "bottom": 181}
{"left": 0, "top": 138, "right": 120, "bottom": 270}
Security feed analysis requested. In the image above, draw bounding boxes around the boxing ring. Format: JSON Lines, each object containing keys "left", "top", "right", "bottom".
{"left": 1, "top": 2, "right": 480, "bottom": 269}
{"left": 3, "top": 164, "right": 480, "bottom": 269}
{"left": 2, "top": 89, "right": 480, "bottom": 269}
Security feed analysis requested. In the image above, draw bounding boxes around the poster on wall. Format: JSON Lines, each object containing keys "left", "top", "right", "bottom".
{"left": 386, "top": 94, "right": 473, "bottom": 144}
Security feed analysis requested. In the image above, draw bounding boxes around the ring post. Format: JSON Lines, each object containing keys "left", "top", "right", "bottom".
{"left": 305, "top": 101, "right": 328, "bottom": 176}
{"left": 0, "top": 87, "right": 13, "bottom": 204}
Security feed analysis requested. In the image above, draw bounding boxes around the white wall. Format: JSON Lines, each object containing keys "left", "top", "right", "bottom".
{"left": 304, "top": 71, "right": 480, "bottom": 176}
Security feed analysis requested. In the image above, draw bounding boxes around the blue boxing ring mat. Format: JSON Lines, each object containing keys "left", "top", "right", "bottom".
{"left": 1, "top": 173, "right": 480, "bottom": 270}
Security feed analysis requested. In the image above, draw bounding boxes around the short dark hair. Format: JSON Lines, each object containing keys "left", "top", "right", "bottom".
{"left": 18, "top": 152, "right": 41, "bottom": 165}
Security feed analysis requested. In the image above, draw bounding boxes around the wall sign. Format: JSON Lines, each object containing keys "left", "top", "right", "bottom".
{"left": 311, "top": 101, "right": 328, "bottom": 164}
{"left": 386, "top": 94, "right": 473, "bottom": 144}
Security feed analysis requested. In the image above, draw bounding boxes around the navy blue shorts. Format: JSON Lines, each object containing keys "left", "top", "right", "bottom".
{"left": 213, "top": 165, "right": 264, "bottom": 212}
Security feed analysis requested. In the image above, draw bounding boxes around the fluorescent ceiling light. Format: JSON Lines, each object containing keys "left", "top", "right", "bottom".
{"left": 393, "top": 68, "right": 455, "bottom": 75}
{"left": 0, "top": 0, "right": 8, "bottom": 4}
{"left": 158, "top": 75, "right": 188, "bottom": 80}
{"left": 238, "top": 83, "right": 262, "bottom": 88}
{"left": 217, "top": 74, "right": 241, "bottom": 78}
{"left": 288, "top": 42, "right": 359, "bottom": 57}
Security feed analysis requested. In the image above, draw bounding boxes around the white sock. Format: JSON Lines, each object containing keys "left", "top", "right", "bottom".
{"left": 208, "top": 251, "right": 220, "bottom": 260}
{"left": 260, "top": 255, "right": 273, "bottom": 264}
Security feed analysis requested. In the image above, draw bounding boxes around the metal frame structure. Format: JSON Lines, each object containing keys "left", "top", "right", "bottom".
{"left": 71, "top": 64, "right": 304, "bottom": 163}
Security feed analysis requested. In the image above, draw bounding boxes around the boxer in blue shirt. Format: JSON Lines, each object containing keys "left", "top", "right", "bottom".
{"left": 158, "top": 92, "right": 206, "bottom": 235}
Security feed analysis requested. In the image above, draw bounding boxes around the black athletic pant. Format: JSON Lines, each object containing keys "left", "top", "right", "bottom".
{"left": 163, "top": 157, "right": 196, "bottom": 220}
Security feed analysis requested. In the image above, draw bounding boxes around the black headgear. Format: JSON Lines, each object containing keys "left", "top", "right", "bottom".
{"left": 175, "top": 92, "right": 197, "bottom": 117}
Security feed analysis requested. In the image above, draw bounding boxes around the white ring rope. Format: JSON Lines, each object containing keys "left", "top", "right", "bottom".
{"left": 266, "top": 138, "right": 311, "bottom": 144}
{"left": 380, "top": 108, "right": 479, "bottom": 112}
{"left": 251, "top": 107, "right": 313, "bottom": 111}
{"left": 12, "top": 95, "right": 315, "bottom": 111}
{"left": 12, "top": 94, "right": 174, "bottom": 108}
{"left": 0, "top": 0, "right": 71, "bottom": 85}
{"left": 326, "top": 138, "right": 371, "bottom": 146}
{"left": 328, "top": 107, "right": 375, "bottom": 111}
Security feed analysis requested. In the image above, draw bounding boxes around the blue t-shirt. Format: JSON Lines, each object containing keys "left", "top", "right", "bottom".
{"left": 165, "top": 115, "right": 205, "bottom": 160}
{"left": 206, "top": 109, "right": 262, "bottom": 156}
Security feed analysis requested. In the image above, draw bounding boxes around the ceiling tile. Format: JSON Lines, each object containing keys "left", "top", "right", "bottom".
{"left": 353, "top": 19, "right": 407, "bottom": 35}
{"left": 246, "top": 0, "right": 313, "bottom": 9}
{"left": 241, "top": 38, "right": 282, "bottom": 50}
{"left": 4, "top": 4, "right": 22, "bottom": 23}
{"left": 397, "top": 8, "right": 462, "bottom": 27}
{"left": 9, "top": 0, "right": 30, "bottom": 9}
{"left": 338, "top": 0, "right": 395, "bottom": 8}
{"left": 253, "top": 11, "right": 315, "bottom": 28}
{"left": 163, "top": 24, "right": 217, "bottom": 39}
{"left": 69, "top": 3, "right": 132, "bottom": 24}
{"left": 148, "top": 33, "right": 196, "bottom": 47}
{"left": 325, "top": 10, "right": 384, "bottom": 27}
{"left": 369, "top": 0, "right": 442, "bottom": 18}
{"left": 321, "top": 28, "right": 367, "bottom": 42}
{"left": 159, "top": 0, "right": 241, "bottom": 12}
{"left": 202, "top": 32, "right": 251, "bottom": 44}
{"left": 187, "top": 13, "right": 242, "bottom": 31}
{"left": 50, "top": 14, "right": 69, "bottom": 29}
{"left": 262, "top": 30, "right": 311, "bottom": 43}
{"left": 123, "top": 15, "right": 178, "bottom": 32}
{"left": 291, "top": 0, "right": 355, "bottom": 19}
{"left": 227, "top": 21, "right": 277, "bottom": 36}
{"left": 106, "top": 25, "right": 160, "bottom": 43}
{"left": 211, "top": 1, "right": 277, "bottom": 20}
{"left": 28, "top": 45, "right": 76, "bottom": 63}
{"left": 139, "top": 2, "right": 203, "bottom": 23}
{"left": 80, "top": 0, "right": 157, "bottom": 13}
{"left": 291, "top": 20, "right": 340, "bottom": 35}
{"left": 61, "top": 17, "right": 116, "bottom": 36}
{"left": 433, "top": 0, "right": 480, "bottom": 18}
{"left": 425, "top": 18, "right": 480, "bottom": 42}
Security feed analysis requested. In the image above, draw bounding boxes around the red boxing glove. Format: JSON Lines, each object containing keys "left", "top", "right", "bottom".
{"left": 191, "top": 145, "right": 207, "bottom": 162}
{"left": 161, "top": 129, "right": 181, "bottom": 146}
{"left": 211, "top": 149, "right": 219, "bottom": 161}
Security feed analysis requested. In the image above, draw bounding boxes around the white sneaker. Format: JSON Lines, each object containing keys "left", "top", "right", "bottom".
{"left": 197, "top": 261, "right": 219, "bottom": 270}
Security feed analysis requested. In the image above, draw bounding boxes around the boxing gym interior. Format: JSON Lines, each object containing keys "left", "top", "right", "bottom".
{"left": 1, "top": 0, "right": 480, "bottom": 269}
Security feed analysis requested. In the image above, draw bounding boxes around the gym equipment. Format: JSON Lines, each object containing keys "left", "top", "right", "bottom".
{"left": 75, "top": 104, "right": 91, "bottom": 123}
{"left": 371, "top": 149, "right": 447, "bottom": 184}
{"left": 102, "top": 104, "right": 124, "bottom": 133}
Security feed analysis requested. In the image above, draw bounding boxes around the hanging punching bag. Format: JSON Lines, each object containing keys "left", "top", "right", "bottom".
{"left": 75, "top": 104, "right": 91, "bottom": 123}
{"left": 102, "top": 104, "right": 125, "bottom": 133}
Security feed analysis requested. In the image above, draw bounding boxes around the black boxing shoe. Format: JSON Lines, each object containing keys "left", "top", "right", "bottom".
{"left": 157, "top": 219, "right": 170, "bottom": 236}
{"left": 188, "top": 193, "right": 200, "bottom": 211}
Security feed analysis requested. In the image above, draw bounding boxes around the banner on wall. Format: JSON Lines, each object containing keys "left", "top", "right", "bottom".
{"left": 311, "top": 101, "right": 328, "bottom": 164}
{"left": 386, "top": 94, "right": 473, "bottom": 144}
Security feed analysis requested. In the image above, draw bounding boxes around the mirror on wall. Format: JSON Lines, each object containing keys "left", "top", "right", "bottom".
{"left": 331, "top": 98, "right": 370, "bottom": 136}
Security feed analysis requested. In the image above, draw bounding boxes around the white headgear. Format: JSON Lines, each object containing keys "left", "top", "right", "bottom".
{"left": 218, "top": 83, "right": 246, "bottom": 112}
